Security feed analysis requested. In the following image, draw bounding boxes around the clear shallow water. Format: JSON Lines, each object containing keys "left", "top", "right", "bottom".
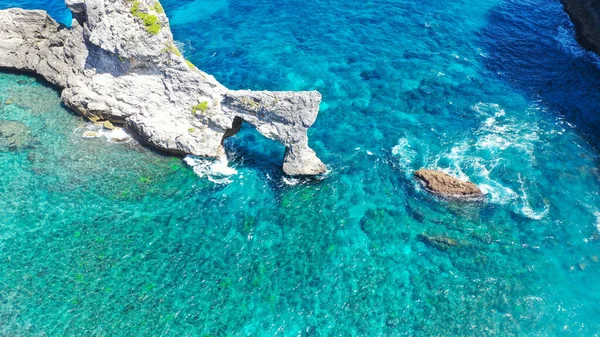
{"left": 1, "top": 0, "right": 600, "bottom": 335}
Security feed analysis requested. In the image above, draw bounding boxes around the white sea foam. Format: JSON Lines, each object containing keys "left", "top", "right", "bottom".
{"left": 391, "top": 138, "right": 417, "bottom": 173}
{"left": 105, "top": 128, "right": 132, "bottom": 143}
{"left": 476, "top": 134, "right": 512, "bottom": 151}
{"left": 393, "top": 102, "right": 550, "bottom": 220}
{"left": 282, "top": 176, "right": 300, "bottom": 186}
{"left": 184, "top": 154, "right": 237, "bottom": 184}
{"left": 555, "top": 23, "right": 600, "bottom": 67}
{"left": 472, "top": 102, "right": 505, "bottom": 117}
{"left": 77, "top": 123, "right": 134, "bottom": 143}
{"left": 516, "top": 175, "right": 549, "bottom": 220}
{"left": 555, "top": 25, "right": 586, "bottom": 58}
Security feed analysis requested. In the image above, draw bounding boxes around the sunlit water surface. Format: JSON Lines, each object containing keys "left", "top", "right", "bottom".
{"left": 1, "top": 0, "right": 600, "bottom": 335}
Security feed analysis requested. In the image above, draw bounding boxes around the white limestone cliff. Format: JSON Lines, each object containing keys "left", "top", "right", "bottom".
{"left": 0, "top": 0, "right": 327, "bottom": 175}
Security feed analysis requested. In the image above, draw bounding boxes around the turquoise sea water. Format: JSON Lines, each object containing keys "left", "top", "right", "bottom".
{"left": 1, "top": 0, "right": 600, "bottom": 335}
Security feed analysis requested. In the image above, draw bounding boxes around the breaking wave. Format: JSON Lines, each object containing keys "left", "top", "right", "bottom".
{"left": 184, "top": 154, "right": 237, "bottom": 184}
{"left": 392, "top": 102, "right": 551, "bottom": 220}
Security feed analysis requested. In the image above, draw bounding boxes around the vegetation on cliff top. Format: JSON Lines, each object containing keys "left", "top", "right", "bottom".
{"left": 130, "top": 1, "right": 162, "bottom": 35}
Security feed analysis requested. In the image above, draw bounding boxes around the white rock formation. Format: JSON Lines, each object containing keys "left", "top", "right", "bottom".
{"left": 0, "top": 0, "right": 327, "bottom": 175}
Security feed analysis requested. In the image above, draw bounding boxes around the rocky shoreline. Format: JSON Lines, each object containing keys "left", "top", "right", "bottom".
{"left": 0, "top": 0, "right": 326, "bottom": 176}
{"left": 561, "top": 0, "right": 600, "bottom": 56}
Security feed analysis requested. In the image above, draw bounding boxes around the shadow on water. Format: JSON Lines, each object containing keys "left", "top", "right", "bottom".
{"left": 478, "top": 0, "right": 600, "bottom": 149}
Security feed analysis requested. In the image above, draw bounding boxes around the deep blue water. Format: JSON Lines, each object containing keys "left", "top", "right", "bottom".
{"left": 1, "top": 0, "right": 600, "bottom": 335}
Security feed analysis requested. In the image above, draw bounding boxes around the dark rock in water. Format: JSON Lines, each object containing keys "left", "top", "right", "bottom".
{"left": 414, "top": 168, "right": 485, "bottom": 200}
{"left": 561, "top": 0, "right": 600, "bottom": 55}
{"left": 418, "top": 233, "right": 458, "bottom": 251}
{"left": 0, "top": 120, "right": 32, "bottom": 151}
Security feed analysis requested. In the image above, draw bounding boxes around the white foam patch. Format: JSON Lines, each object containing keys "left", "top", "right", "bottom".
{"left": 393, "top": 102, "right": 550, "bottom": 220}
{"left": 517, "top": 175, "right": 549, "bottom": 220}
{"left": 105, "top": 128, "right": 132, "bottom": 143}
{"left": 555, "top": 25, "right": 586, "bottom": 58}
{"left": 391, "top": 138, "right": 417, "bottom": 175}
{"left": 282, "top": 176, "right": 300, "bottom": 186}
{"left": 184, "top": 155, "right": 237, "bottom": 184}
{"left": 472, "top": 102, "right": 505, "bottom": 117}
{"left": 77, "top": 123, "right": 134, "bottom": 144}
{"left": 555, "top": 23, "right": 600, "bottom": 66}
{"left": 476, "top": 134, "right": 512, "bottom": 151}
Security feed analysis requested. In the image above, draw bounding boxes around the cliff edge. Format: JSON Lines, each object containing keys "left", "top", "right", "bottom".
{"left": 0, "top": 0, "right": 327, "bottom": 176}
{"left": 561, "top": 0, "right": 600, "bottom": 56}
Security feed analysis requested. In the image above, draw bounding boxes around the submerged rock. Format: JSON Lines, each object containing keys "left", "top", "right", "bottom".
{"left": 561, "top": 0, "right": 600, "bottom": 55}
{"left": 83, "top": 131, "right": 100, "bottom": 138}
{"left": 0, "top": 0, "right": 326, "bottom": 176}
{"left": 414, "top": 168, "right": 485, "bottom": 200}
{"left": 0, "top": 120, "right": 32, "bottom": 150}
{"left": 418, "top": 233, "right": 459, "bottom": 251}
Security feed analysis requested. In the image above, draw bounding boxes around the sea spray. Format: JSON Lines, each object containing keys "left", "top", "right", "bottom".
{"left": 184, "top": 154, "right": 237, "bottom": 184}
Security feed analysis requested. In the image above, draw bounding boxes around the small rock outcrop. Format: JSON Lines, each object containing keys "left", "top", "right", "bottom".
{"left": 414, "top": 168, "right": 484, "bottom": 200}
{"left": 561, "top": 0, "right": 600, "bottom": 55}
{"left": 0, "top": 0, "right": 327, "bottom": 176}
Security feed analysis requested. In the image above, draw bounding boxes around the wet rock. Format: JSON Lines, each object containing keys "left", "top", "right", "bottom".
{"left": 418, "top": 233, "right": 459, "bottom": 251}
{"left": 561, "top": 0, "right": 600, "bottom": 56}
{"left": 414, "top": 168, "right": 485, "bottom": 200}
{"left": 0, "top": 120, "right": 32, "bottom": 150}
{"left": 102, "top": 120, "right": 115, "bottom": 130}
{"left": 83, "top": 131, "right": 100, "bottom": 138}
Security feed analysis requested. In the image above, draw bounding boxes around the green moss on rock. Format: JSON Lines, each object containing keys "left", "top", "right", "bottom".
{"left": 161, "top": 43, "right": 182, "bottom": 57}
{"left": 153, "top": 2, "right": 164, "bottom": 14}
{"left": 130, "top": 0, "right": 162, "bottom": 35}
{"left": 191, "top": 101, "right": 209, "bottom": 115}
{"left": 185, "top": 59, "right": 198, "bottom": 70}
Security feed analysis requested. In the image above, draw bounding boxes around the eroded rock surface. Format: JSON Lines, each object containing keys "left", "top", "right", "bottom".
{"left": 0, "top": 0, "right": 326, "bottom": 175}
{"left": 414, "top": 168, "right": 485, "bottom": 200}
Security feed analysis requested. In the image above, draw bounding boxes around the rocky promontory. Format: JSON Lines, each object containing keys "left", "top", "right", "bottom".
{"left": 0, "top": 0, "right": 326, "bottom": 176}
{"left": 561, "top": 0, "right": 600, "bottom": 56}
